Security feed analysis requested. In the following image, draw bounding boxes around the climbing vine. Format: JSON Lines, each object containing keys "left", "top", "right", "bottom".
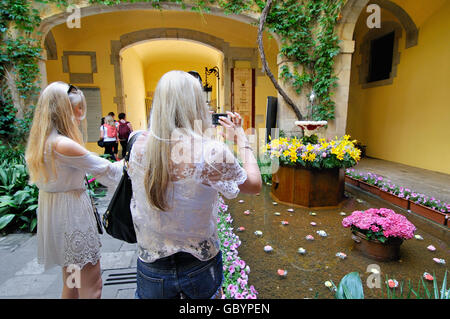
{"left": 258, "top": 0, "right": 343, "bottom": 121}
{"left": 0, "top": 0, "right": 344, "bottom": 145}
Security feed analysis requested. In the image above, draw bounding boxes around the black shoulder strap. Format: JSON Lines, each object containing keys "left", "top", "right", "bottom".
{"left": 124, "top": 131, "right": 143, "bottom": 162}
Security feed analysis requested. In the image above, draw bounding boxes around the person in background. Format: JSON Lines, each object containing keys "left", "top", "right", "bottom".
{"left": 117, "top": 113, "right": 133, "bottom": 158}
{"left": 128, "top": 71, "right": 261, "bottom": 299}
{"left": 188, "top": 70, "right": 203, "bottom": 87}
{"left": 100, "top": 115, "right": 119, "bottom": 161}
{"left": 107, "top": 112, "right": 119, "bottom": 159}
{"left": 25, "top": 82, "right": 123, "bottom": 298}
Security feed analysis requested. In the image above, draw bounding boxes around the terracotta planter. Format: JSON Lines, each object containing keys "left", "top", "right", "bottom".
{"left": 345, "top": 176, "right": 359, "bottom": 187}
{"left": 351, "top": 231, "right": 403, "bottom": 261}
{"left": 379, "top": 191, "right": 410, "bottom": 210}
{"left": 410, "top": 202, "right": 447, "bottom": 225}
{"left": 272, "top": 165, "right": 344, "bottom": 208}
{"left": 358, "top": 181, "right": 381, "bottom": 196}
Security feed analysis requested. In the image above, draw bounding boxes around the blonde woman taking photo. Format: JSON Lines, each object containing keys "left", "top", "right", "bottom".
{"left": 25, "top": 82, "right": 122, "bottom": 299}
{"left": 128, "top": 71, "right": 261, "bottom": 299}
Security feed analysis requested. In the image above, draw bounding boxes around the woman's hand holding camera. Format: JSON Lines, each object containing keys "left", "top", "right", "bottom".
{"left": 218, "top": 111, "right": 248, "bottom": 147}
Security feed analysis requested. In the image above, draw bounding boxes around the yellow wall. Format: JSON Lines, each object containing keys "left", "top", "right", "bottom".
{"left": 121, "top": 47, "right": 147, "bottom": 131}
{"left": 45, "top": 9, "right": 278, "bottom": 153}
{"left": 346, "top": 1, "right": 450, "bottom": 174}
{"left": 133, "top": 39, "right": 223, "bottom": 112}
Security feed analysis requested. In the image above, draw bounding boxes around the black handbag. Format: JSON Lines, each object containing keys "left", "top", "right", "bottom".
{"left": 102, "top": 132, "right": 142, "bottom": 243}
{"left": 85, "top": 176, "right": 103, "bottom": 234}
{"left": 97, "top": 138, "right": 104, "bottom": 147}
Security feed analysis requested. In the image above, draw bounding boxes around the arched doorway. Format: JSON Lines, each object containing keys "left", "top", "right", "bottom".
{"left": 119, "top": 38, "right": 224, "bottom": 130}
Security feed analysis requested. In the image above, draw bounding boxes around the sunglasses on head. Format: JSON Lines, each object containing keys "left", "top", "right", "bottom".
{"left": 67, "top": 84, "right": 78, "bottom": 94}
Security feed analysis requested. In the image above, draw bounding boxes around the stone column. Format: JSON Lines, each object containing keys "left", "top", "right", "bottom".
{"left": 326, "top": 39, "right": 355, "bottom": 139}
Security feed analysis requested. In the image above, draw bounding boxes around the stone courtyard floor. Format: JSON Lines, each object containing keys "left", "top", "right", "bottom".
{"left": 0, "top": 156, "right": 448, "bottom": 299}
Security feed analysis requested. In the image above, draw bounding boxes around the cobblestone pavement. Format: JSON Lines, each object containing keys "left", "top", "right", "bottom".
{"left": 0, "top": 190, "right": 138, "bottom": 299}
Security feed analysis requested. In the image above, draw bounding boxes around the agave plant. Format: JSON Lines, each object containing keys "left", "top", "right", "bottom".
{"left": 329, "top": 272, "right": 365, "bottom": 299}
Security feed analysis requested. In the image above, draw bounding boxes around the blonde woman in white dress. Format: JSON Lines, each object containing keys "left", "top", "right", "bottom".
{"left": 25, "top": 82, "right": 122, "bottom": 299}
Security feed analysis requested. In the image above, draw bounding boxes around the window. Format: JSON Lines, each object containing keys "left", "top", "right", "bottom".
{"left": 81, "top": 87, "right": 102, "bottom": 143}
{"left": 367, "top": 31, "right": 395, "bottom": 83}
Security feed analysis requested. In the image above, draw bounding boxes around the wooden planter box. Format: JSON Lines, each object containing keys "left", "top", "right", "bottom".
{"left": 410, "top": 202, "right": 447, "bottom": 225}
{"left": 344, "top": 176, "right": 359, "bottom": 187}
{"left": 358, "top": 181, "right": 381, "bottom": 197}
{"left": 379, "top": 191, "right": 410, "bottom": 210}
{"left": 271, "top": 165, "right": 344, "bottom": 208}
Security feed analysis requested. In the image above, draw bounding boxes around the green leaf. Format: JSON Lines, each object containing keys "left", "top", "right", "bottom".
{"left": 0, "top": 214, "right": 15, "bottom": 229}
{"left": 441, "top": 270, "right": 448, "bottom": 299}
{"left": 335, "top": 272, "right": 364, "bottom": 299}
{"left": 433, "top": 272, "right": 439, "bottom": 299}
{"left": 421, "top": 277, "right": 431, "bottom": 299}
{"left": 30, "top": 218, "right": 37, "bottom": 232}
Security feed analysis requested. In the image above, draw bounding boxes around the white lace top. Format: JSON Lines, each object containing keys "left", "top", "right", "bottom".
{"left": 128, "top": 131, "right": 247, "bottom": 263}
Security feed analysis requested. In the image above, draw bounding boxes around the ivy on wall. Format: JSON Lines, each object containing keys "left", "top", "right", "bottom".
{"left": 0, "top": 0, "right": 344, "bottom": 144}
{"left": 258, "top": 0, "right": 343, "bottom": 121}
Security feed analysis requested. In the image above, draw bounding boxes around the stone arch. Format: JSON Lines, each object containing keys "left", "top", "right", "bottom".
{"left": 44, "top": 31, "right": 57, "bottom": 60}
{"left": 370, "top": 0, "right": 419, "bottom": 48}
{"left": 111, "top": 28, "right": 236, "bottom": 113}
{"left": 37, "top": 2, "right": 260, "bottom": 47}
{"left": 337, "top": 0, "right": 418, "bottom": 47}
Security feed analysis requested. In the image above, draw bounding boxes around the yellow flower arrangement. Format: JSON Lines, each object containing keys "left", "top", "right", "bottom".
{"left": 264, "top": 134, "right": 361, "bottom": 169}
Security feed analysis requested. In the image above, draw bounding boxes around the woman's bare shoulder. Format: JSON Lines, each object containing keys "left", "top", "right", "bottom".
{"left": 54, "top": 136, "right": 88, "bottom": 157}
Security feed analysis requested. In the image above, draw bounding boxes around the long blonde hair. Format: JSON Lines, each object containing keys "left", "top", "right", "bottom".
{"left": 25, "top": 81, "right": 86, "bottom": 183}
{"left": 145, "top": 70, "right": 212, "bottom": 211}
{"left": 104, "top": 115, "right": 115, "bottom": 126}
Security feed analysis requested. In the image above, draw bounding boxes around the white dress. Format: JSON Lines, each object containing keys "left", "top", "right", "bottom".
{"left": 127, "top": 131, "right": 247, "bottom": 263}
{"left": 36, "top": 133, "right": 123, "bottom": 270}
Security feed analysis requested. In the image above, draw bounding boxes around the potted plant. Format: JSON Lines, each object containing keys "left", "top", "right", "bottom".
{"left": 344, "top": 169, "right": 360, "bottom": 187}
{"left": 342, "top": 208, "right": 416, "bottom": 261}
{"left": 409, "top": 193, "right": 449, "bottom": 225}
{"left": 358, "top": 172, "right": 382, "bottom": 196}
{"left": 377, "top": 183, "right": 411, "bottom": 210}
{"left": 265, "top": 135, "right": 361, "bottom": 207}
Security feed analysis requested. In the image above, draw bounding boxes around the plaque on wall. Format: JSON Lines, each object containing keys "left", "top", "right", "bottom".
{"left": 231, "top": 68, "right": 255, "bottom": 130}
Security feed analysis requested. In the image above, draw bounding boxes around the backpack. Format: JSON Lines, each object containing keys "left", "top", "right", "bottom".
{"left": 105, "top": 124, "right": 117, "bottom": 138}
{"left": 118, "top": 121, "right": 131, "bottom": 140}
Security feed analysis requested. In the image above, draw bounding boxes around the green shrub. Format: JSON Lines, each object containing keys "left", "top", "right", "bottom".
{"left": 0, "top": 150, "right": 38, "bottom": 233}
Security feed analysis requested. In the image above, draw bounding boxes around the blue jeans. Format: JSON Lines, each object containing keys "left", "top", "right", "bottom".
{"left": 135, "top": 251, "right": 223, "bottom": 299}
